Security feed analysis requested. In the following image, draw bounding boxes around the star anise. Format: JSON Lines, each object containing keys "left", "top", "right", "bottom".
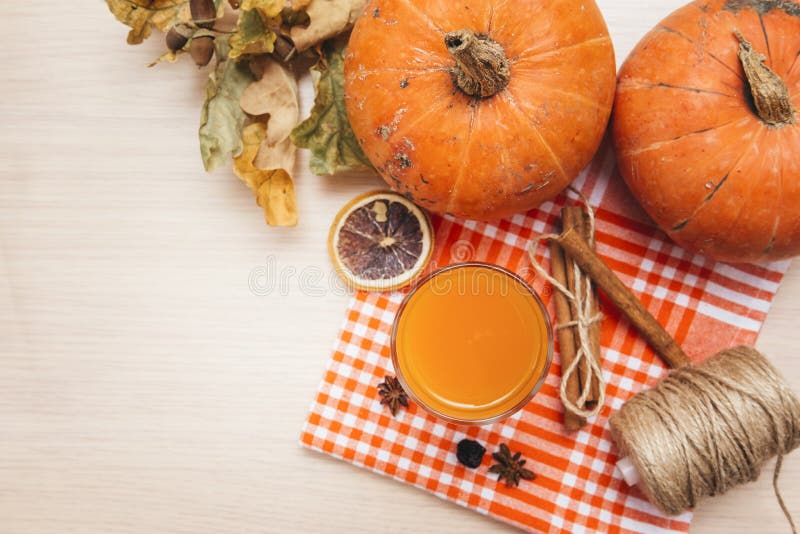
{"left": 377, "top": 375, "right": 409, "bottom": 417}
{"left": 489, "top": 443, "right": 536, "bottom": 487}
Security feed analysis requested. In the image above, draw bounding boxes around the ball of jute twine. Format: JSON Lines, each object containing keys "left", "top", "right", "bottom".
{"left": 610, "top": 346, "right": 800, "bottom": 532}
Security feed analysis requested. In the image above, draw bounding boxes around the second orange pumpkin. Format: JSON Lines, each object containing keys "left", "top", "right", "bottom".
{"left": 344, "top": 0, "right": 616, "bottom": 221}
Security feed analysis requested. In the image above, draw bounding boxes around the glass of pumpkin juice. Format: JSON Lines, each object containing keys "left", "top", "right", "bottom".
{"left": 391, "top": 263, "right": 553, "bottom": 425}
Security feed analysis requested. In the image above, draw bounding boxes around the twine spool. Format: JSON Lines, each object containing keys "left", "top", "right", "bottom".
{"left": 610, "top": 346, "right": 800, "bottom": 530}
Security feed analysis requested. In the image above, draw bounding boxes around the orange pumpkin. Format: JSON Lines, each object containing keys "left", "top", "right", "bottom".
{"left": 344, "top": 0, "right": 616, "bottom": 220}
{"left": 613, "top": 0, "right": 800, "bottom": 262}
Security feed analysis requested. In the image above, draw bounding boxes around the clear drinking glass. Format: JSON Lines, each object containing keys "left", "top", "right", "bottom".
{"left": 391, "top": 262, "right": 553, "bottom": 425}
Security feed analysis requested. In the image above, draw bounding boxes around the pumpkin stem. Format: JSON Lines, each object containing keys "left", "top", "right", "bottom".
{"left": 735, "top": 30, "right": 795, "bottom": 126}
{"left": 445, "top": 29, "right": 510, "bottom": 98}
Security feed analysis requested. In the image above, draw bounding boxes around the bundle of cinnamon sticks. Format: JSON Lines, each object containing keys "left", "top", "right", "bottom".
{"left": 549, "top": 207, "right": 603, "bottom": 430}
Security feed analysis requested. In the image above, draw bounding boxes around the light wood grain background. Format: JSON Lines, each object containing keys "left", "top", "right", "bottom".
{"left": 0, "top": 2, "right": 798, "bottom": 532}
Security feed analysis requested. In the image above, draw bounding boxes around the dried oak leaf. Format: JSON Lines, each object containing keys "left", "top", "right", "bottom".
{"left": 240, "top": 56, "right": 299, "bottom": 171}
{"left": 105, "top": 0, "right": 223, "bottom": 45}
{"left": 290, "top": 38, "right": 371, "bottom": 175}
{"left": 289, "top": 0, "right": 368, "bottom": 52}
{"left": 229, "top": 0, "right": 285, "bottom": 59}
{"left": 199, "top": 48, "right": 254, "bottom": 171}
{"left": 233, "top": 123, "right": 298, "bottom": 226}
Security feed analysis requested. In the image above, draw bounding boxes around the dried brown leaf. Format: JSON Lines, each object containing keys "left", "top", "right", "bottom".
{"left": 240, "top": 57, "right": 299, "bottom": 145}
{"left": 288, "top": 0, "right": 368, "bottom": 51}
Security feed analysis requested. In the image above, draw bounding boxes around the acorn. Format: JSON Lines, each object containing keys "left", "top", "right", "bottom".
{"left": 272, "top": 34, "right": 297, "bottom": 62}
{"left": 280, "top": 7, "right": 310, "bottom": 27}
{"left": 190, "top": 0, "right": 217, "bottom": 29}
{"left": 165, "top": 23, "right": 194, "bottom": 52}
{"left": 189, "top": 35, "right": 215, "bottom": 67}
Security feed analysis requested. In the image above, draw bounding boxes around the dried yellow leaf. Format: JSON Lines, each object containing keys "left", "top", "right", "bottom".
{"left": 289, "top": 0, "right": 368, "bottom": 51}
{"left": 229, "top": 0, "right": 286, "bottom": 59}
{"left": 106, "top": 0, "right": 190, "bottom": 44}
{"left": 105, "top": 0, "right": 223, "bottom": 45}
{"left": 240, "top": 0, "right": 284, "bottom": 14}
{"left": 234, "top": 123, "right": 298, "bottom": 227}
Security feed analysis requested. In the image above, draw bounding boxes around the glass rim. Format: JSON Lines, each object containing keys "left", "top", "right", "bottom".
{"left": 390, "top": 261, "right": 554, "bottom": 426}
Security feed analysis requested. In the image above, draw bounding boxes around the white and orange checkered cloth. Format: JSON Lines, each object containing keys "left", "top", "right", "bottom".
{"left": 300, "top": 143, "right": 790, "bottom": 533}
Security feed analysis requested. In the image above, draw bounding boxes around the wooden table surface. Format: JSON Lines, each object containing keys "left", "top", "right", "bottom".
{"left": 1, "top": 2, "right": 798, "bottom": 532}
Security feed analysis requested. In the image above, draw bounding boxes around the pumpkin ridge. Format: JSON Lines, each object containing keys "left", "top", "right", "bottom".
{"left": 502, "top": 90, "right": 569, "bottom": 184}
{"left": 768, "top": 127, "right": 800, "bottom": 256}
{"left": 757, "top": 13, "right": 774, "bottom": 64}
{"left": 621, "top": 117, "right": 752, "bottom": 157}
{"left": 709, "top": 128, "right": 778, "bottom": 256}
{"left": 788, "top": 51, "right": 800, "bottom": 78}
{"left": 765, "top": 137, "right": 784, "bottom": 254}
{"left": 445, "top": 104, "right": 478, "bottom": 213}
{"left": 513, "top": 35, "right": 612, "bottom": 64}
{"left": 396, "top": 0, "right": 445, "bottom": 36}
{"left": 656, "top": 25, "right": 746, "bottom": 82}
{"left": 354, "top": 67, "right": 451, "bottom": 77}
{"left": 486, "top": 3, "right": 496, "bottom": 35}
{"left": 510, "top": 81, "right": 609, "bottom": 111}
{"left": 377, "top": 93, "right": 461, "bottom": 150}
{"left": 623, "top": 78, "right": 738, "bottom": 98}
{"left": 671, "top": 127, "right": 765, "bottom": 232}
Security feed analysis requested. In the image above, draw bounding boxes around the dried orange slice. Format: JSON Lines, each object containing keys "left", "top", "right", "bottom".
{"left": 329, "top": 191, "right": 434, "bottom": 291}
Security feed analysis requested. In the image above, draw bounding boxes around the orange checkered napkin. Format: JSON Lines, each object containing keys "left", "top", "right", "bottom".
{"left": 300, "top": 145, "right": 790, "bottom": 534}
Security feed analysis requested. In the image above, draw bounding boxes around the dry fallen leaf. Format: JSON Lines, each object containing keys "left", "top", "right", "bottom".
{"left": 105, "top": 0, "right": 223, "bottom": 45}
{"left": 241, "top": 58, "right": 299, "bottom": 144}
{"left": 229, "top": 0, "right": 286, "bottom": 59}
{"left": 289, "top": 0, "right": 368, "bottom": 51}
{"left": 291, "top": 38, "right": 370, "bottom": 174}
{"left": 106, "top": 0, "right": 190, "bottom": 44}
{"left": 234, "top": 123, "right": 298, "bottom": 226}
{"left": 199, "top": 48, "right": 254, "bottom": 171}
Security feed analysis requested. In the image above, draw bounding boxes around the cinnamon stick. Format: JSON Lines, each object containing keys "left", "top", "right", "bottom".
{"left": 548, "top": 239, "right": 586, "bottom": 430}
{"left": 561, "top": 206, "right": 596, "bottom": 408}
{"left": 579, "top": 209, "right": 603, "bottom": 406}
{"left": 561, "top": 207, "right": 597, "bottom": 409}
{"left": 557, "top": 227, "right": 692, "bottom": 369}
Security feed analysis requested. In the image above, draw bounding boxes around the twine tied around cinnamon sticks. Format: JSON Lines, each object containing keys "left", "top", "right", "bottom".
{"left": 528, "top": 190, "right": 605, "bottom": 427}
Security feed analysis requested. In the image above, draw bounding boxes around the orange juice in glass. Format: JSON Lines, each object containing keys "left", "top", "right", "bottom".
{"left": 391, "top": 263, "right": 553, "bottom": 425}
